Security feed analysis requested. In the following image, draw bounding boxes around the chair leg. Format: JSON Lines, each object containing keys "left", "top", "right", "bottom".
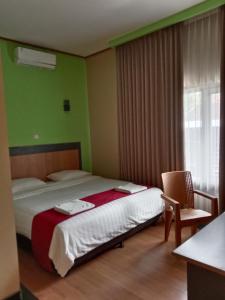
{"left": 164, "top": 208, "right": 173, "bottom": 241}
{"left": 191, "top": 225, "right": 197, "bottom": 235}
{"left": 175, "top": 222, "right": 182, "bottom": 247}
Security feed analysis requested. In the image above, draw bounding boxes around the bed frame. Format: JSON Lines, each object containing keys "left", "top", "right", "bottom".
{"left": 17, "top": 213, "right": 161, "bottom": 273}
{"left": 10, "top": 142, "right": 162, "bottom": 273}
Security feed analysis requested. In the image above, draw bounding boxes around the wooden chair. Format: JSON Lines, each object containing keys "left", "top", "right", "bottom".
{"left": 161, "top": 171, "right": 218, "bottom": 247}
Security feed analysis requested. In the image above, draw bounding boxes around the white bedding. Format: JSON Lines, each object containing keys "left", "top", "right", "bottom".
{"left": 13, "top": 175, "right": 164, "bottom": 277}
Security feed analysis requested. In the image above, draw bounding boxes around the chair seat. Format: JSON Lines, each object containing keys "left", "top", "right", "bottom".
{"left": 180, "top": 208, "right": 211, "bottom": 221}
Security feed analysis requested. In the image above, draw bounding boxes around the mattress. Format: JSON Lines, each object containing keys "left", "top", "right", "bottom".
{"left": 13, "top": 175, "right": 164, "bottom": 276}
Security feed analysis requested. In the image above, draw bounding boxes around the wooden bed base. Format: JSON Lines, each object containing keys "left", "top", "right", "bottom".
{"left": 17, "top": 213, "right": 162, "bottom": 273}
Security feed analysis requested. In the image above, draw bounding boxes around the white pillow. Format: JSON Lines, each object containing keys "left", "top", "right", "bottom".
{"left": 47, "top": 170, "right": 91, "bottom": 182}
{"left": 12, "top": 177, "right": 46, "bottom": 194}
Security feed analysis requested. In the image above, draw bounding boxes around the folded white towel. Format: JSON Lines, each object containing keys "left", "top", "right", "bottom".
{"left": 115, "top": 183, "right": 147, "bottom": 194}
{"left": 54, "top": 199, "right": 95, "bottom": 215}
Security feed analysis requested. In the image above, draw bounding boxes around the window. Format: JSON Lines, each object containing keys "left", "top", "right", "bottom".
{"left": 184, "top": 86, "right": 220, "bottom": 195}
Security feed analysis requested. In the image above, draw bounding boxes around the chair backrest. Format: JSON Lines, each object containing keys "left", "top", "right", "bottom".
{"left": 161, "top": 171, "right": 194, "bottom": 208}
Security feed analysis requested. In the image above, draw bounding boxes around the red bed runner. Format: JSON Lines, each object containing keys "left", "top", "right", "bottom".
{"left": 31, "top": 189, "right": 129, "bottom": 272}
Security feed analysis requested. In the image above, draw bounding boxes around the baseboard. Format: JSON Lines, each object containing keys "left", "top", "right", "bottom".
{"left": 5, "top": 291, "right": 21, "bottom": 300}
{"left": 4, "top": 286, "right": 37, "bottom": 300}
{"left": 21, "top": 285, "right": 38, "bottom": 300}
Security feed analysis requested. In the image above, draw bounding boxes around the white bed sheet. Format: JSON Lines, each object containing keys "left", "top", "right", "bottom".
{"left": 13, "top": 175, "right": 164, "bottom": 276}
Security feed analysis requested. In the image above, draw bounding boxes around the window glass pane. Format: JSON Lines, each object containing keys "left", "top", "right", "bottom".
{"left": 184, "top": 91, "right": 202, "bottom": 128}
{"left": 210, "top": 92, "right": 220, "bottom": 187}
{"left": 211, "top": 92, "right": 220, "bottom": 127}
{"left": 184, "top": 87, "right": 220, "bottom": 197}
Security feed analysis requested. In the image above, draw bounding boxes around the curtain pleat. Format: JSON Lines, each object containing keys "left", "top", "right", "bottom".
{"left": 116, "top": 24, "right": 184, "bottom": 187}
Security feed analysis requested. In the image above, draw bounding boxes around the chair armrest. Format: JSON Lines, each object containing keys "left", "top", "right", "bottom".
{"left": 193, "top": 190, "right": 217, "bottom": 201}
{"left": 161, "top": 194, "right": 181, "bottom": 221}
{"left": 161, "top": 194, "right": 180, "bottom": 207}
{"left": 193, "top": 190, "right": 218, "bottom": 217}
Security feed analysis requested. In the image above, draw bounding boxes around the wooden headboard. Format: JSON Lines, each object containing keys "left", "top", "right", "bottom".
{"left": 9, "top": 142, "right": 81, "bottom": 180}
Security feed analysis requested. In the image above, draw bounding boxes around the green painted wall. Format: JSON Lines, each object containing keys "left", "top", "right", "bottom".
{"left": 0, "top": 39, "right": 91, "bottom": 171}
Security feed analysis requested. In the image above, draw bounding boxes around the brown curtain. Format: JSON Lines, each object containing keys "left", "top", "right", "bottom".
{"left": 219, "top": 7, "right": 225, "bottom": 212}
{"left": 116, "top": 24, "right": 184, "bottom": 188}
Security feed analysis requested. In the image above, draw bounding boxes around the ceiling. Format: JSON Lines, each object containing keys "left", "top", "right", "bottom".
{"left": 0, "top": 0, "right": 203, "bottom": 57}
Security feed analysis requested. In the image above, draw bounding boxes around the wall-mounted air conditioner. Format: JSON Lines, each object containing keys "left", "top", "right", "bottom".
{"left": 15, "top": 47, "right": 56, "bottom": 70}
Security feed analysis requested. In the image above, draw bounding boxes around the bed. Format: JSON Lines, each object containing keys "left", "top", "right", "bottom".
{"left": 10, "top": 142, "right": 164, "bottom": 277}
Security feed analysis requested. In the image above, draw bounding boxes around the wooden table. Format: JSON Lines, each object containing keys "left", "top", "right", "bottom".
{"left": 174, "top": 213, "right": 225, "bottom": 300}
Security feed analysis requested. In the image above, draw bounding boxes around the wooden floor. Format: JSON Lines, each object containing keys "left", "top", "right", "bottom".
{"left": 18, "top": 220, "right": 190, "bottom": 300}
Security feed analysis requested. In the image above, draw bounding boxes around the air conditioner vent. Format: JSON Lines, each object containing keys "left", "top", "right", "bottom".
{"left": 15, "top": 47, "right": 56, "bottom": 70}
